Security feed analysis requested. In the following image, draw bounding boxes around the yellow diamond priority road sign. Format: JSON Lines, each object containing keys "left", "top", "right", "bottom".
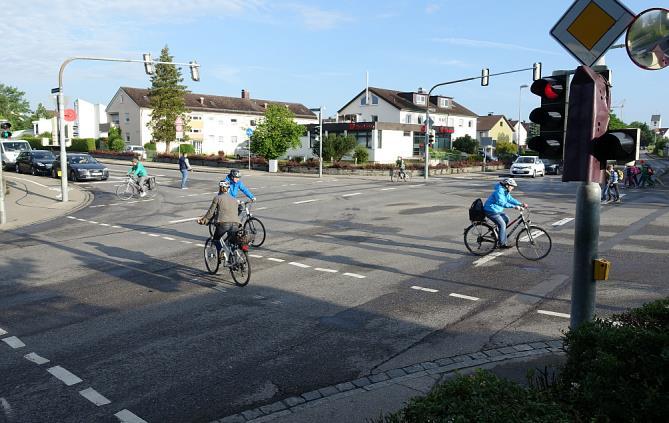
{"left": 551, "top": 0, "right": 634, "bottom": 66}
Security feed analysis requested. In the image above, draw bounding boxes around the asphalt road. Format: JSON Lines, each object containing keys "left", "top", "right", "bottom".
{"left": 1, "top": 162, "right": 668, "bottom": 422}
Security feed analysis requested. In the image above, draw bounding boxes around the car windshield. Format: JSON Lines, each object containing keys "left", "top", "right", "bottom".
{"left": 2, "top": 142, "right": 31, "bottom": 152}
{"left": 516, "top": 157, "right": 536, "bottom": 163}
{"left": 69, "top": 155, "right": 97, "bottom": 164}
{"left": 33, "top": 152, "right": 55, "bottom": 160}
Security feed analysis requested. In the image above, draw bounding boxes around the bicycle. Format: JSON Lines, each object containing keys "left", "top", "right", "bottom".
{"left": 464, "top": 207, "right": 551, "bottom": 260}
{"left": 208, "top": 200, "right": 266, "bottom": 248}
{"left": 203, "top": 227, "right": 251, "bottom": 286}
{"left": 116, "top": 175, "right": 157, "bottom": 200}
{"left": 390, "top": 168, "right": 412, "bottom": 182}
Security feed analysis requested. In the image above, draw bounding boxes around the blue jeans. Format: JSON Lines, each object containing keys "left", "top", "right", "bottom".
{"left": 487, "top": 212, "right": 509, "bottom": 246}
{"left": 601, "top": 183, "right": 609, "bottom": 200}
{"left": 180, "top": 169, "right": 189, "bottom": 188}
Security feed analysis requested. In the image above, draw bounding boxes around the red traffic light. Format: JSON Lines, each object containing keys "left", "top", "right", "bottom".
{"left": 530, "top": 78, "right": 564, "bottom": 100}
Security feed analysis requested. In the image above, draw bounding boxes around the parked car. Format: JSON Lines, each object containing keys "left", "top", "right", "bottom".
{"left": 1, "top": 139, "right": 32, "bottom": 170}
{"left": 52, "top": 153, "right": 109, "bottom": 181}
{"left": 15, "top": 150, "right": 57, "bottom": 175}
{"left": 543, "top": 159, "right": 563, "bottom": 175}
{"left": 510, "top": 155, "right": 545, "bottom": 178}
{"left": 234, "top": 142, "right": 256, "bottom": 159}
{"left": 126, "top": 145, "right": 147, "bottom": 159}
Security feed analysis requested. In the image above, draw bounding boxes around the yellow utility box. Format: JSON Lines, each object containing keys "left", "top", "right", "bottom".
{"left": 593, "top": 259, "right": 611, "bottom": 280}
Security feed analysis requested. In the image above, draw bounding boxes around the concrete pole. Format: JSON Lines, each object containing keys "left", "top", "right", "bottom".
{"left": 0, "top": 157, "right": 6, "bottom": 224}
{"left": 57, "top": 90, "right": 69, "bottom": 202}
{"left": 319, "top": 107, "right": 323, "bottom": 178}
{"left": 570, "top": 182, "right": 601, "bottom": 328}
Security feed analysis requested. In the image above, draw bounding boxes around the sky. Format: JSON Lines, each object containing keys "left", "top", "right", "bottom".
{"left": 3, "top": 0, "right": 666, "bottom": 127}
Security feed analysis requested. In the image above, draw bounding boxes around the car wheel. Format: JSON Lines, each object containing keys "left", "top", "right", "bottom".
{"left": 15, "top": 164, "right": 20, "bottom": 174}
{"left": 532, "top": 170, "right": 536, "bottom": 178}
{"left": 69, "top": 170, "right": 78, "bottom": 182}
{"left": 31, "top": 166, "right": 37, "bottom": 176}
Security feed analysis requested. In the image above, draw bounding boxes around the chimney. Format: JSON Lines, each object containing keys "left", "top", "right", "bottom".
{"left": 263, "top": 102, "right": 268, "bottom": 109}
{"left": 241, "top": 89, "right": 250, "bottom": 99}
{"left": 488, "top": 112, "right": 493, "bottom": 116}
{"left": 199, "top": 97, "right": 205, "bottom": 105}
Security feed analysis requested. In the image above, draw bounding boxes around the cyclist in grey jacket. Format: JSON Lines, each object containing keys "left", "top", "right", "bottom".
{"left": 198, "top": 180, "right": 240, "bottom": 254}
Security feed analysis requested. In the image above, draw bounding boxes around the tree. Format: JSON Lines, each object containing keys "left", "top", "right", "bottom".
{"left": 453, "top": 134, "right": 478, "bottom": 154}
{"left": 0, "top": 83, "right": 31, "bottom": 129}
{"left": 608, "top": 113, "right": 626, "bottom": 130}
{"left": 312, "top": 133, "right": 356, "bottom": 162}
{"left": 495, "top": 139, "right": 517, "bottom": 155}
{"left": 250, "top": 104, "right": 304, "bottom": 160}
{"left": 628, "top": 121, "right": 655, "bottom": 147}
{"left": 108, "top": 126, "right": 124, "bottom": 151}
{"left": 497, "top": 133, "right": 510, "bottom": 144}
{"left": 353, "top": 145, "right": 369, "bottom": 164}
{"left": 147, "top": 45, "right": 189, "bottom": 152}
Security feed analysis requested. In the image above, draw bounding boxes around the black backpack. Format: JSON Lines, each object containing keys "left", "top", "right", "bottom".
{"left": 469, "top": 198, "right": 485, "bottom": 222}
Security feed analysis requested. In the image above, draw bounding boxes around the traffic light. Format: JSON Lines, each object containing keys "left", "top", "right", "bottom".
{"left": 189, "top": 61, "right": 200, "bottom": 82}
{"left": 592, "top": 128, "right": 640, "bottom": 164}
{"left": 0, "top": 122, "right": 11, "bottom": 139}
{"left": 562, "top": 66, "right": 610, "bottom": 182}
{"left": 142, "top": 53, "right": 154, "bottom": 75}
{"left": 310, "top": 126, "right": 320, "bottom": 142}
{"left": 527, "top": 74, "right": 568, "bottom": 159}
{"left": 428, "top": 130, "right": 435, "bottom": 147}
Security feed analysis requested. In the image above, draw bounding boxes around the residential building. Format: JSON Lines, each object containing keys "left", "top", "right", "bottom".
{"left": 655, "top": 127, "right": 669, "bottom": 139}
{"left": 476, "top": 114, "right": 515, "bottom": 145}
{"left": 105, "top": 87, "right": 317, "bottom": 154}
{"left": 32, "top": 101, "right": 107, "bottom": 139}
{"left": 508, "top": 120, "right": 530, "bottom": 147}
{"left": 285, "top": 86, "right": 478, "bottom": 163}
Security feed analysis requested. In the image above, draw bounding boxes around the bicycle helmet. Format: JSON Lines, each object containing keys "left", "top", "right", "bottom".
{"left": 502, "top": 178, "right": 518, "bottom": 187}
{"left": 219, "top": 180, "right": 230, "bottom": 189}
{"left": 229, "top": 169, "right": 241, "bottom": 178}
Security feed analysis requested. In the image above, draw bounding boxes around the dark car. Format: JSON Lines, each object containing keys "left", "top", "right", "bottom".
{"left": 15, "top": 150, "right": 57, "bottom": 175}
{"left": 543, "top": 159, "right": 563, "bottom": 175}
{"left": 52, "top": 153, "right": 109, "bottom": 181}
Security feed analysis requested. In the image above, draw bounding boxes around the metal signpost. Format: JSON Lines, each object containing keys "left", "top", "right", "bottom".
{"left": 309, "top": 107, "right": 324, "bottom": 178}
{"left": 246, "top": 127, "right": 254, "bottom": 171}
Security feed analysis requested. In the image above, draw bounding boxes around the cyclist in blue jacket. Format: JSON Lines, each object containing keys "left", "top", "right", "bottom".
{"left": 224, "top": 169, "right": 255, "bottom": 212}
{"left": 483, "top": 178, "right": 527, "bottom": 249}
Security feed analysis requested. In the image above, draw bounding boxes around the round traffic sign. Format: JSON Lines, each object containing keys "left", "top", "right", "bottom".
{"left": 246, "top": 128, "right": 254, "bottom": 137}
{"left": 64, "top": 109, "right": 77, "bottom": 122}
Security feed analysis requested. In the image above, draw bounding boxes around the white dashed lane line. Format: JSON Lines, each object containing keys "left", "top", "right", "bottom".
{"left": 47, "top": 366, "right": 83, "bottom": 386}
{"left": 552, "top": 217, "right": 574, "bottom": 226}
{"left": 115, "top": 409, "right": 149, "bottom": 423}
{"left": 79, "top": 387, "right": 112, "bottom": 406}
{"left": 24, "top": 352, "right": 50, "bottom": 365}
{"left": 1, "top": 336, "right": 25, "bottom": 349}
{"left": 343, "top": 272, "right": 366, "bottom": 279}
{"left": 342, "top": 192, "right": 361, "bottom": 197}
{"left": 411, "top": 285, "right": 438, "bottom": 293}
{"left": 288, "top": 262, "right": 311, "bottom": 268}
{"left": 473, "top": 250, "right": 506, "bottom": 266}
{"left": 449, "top": 293, "right": 480, "bottom": 301}
{"left": 249, "top": 254, "right": 263, "bottom": 258}
{"left": 537, "top": 310, "right": 570, "bottom": 319}
{"left": 315, "top": 268, "right": 338, "bottom": 273}
{"left": 169, "top": 217, "right": 197, "bottom": 224}
{"left": 380, "top": 187, "right": 396, "bottom": 191}
{"left": 293, "top": 199, "right": 320, "bottom": 204}
{"left": 267, "top": 258, "right": 285, "bottom": 263}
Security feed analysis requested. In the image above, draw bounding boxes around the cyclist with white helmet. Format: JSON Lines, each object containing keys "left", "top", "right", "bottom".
{"left": 198, "top": 180, "right": 241, "bottom": 255}
{"left": 483, "top": 178, "right": 528, "bottom": 249}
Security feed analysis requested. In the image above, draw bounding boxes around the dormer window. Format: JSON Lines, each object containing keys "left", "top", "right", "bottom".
{"left": 360, "top": 94, "right": 379, "bottom": 105}
{"left": 415, "top": 94, "right": 426, "bottom": 105}
{"left": 439, "top": 98, "right": 451, "bottom": 108}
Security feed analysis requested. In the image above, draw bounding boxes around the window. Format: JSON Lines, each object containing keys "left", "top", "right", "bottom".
{"left": 500, "top": 121, "right": 503, "bottom": 127}
{"left": 360, "top": 96, "right": 367, "bottom": 105}
{"left": 231, "top": 118, "right": 237, "bottom": 124}
{"left": 124, "top": 113, "right": 129, "bottom": 123}
{"left": 372, "top": 95, "right": 379, "bottom": 105}
{"left": 418, "top": 116, "right": 423, "bottom": 124}
{"left": 191, "top": 129, "right": 201, "bottom": 133}
{"left": 415, "top": 94, "right": 426, "bottom": 105}
{"left": 371, "top": 115, "right": 378, "bottom": 122}
{"left": 405, "top": 114, "right": 412, "bottom": 124}
{"left": 250, "top": 120, "right": 256, "bottom": 126}
{"left": 119, "top": 95, "right": 123, "bottom": 103}
{"left": 459, "top": 119, "right": 464, "bottom": 127}
{"left": 126, "top": 134, "right": 130, "bottom": 142}
{"left": 468, "top": 120, "right": 472, "bottom": 127}
{"left": 377, "top": 130, "right": 382, "bottom": 149}
{"left": 231, "top": 136, "right": 237, "bottom": 144}
{"left": 193, "top": 141, "right": 203, "bottom": 154}
{"left": 355, "top": 131, "right": 372, "bottom": 148}
{"left": 191, "top": 115, "right": 203, "bottom": 120}
{"left": 403, "top": 131, "right": 411, "bottom": 137}
{"left": 439, "top": 98, "right": 448, "bottom": 108}
{"left": 218, "top": 136, "right": 224, "bottom": 143}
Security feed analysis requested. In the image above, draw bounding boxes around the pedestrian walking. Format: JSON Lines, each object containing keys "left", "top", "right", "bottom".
{"left": 179, "top": 153, "right": 193, "bottom": 189}
{"left": 602, "top": 166, "right": 611, "bottom": 203}
{"left": 607, "top": 164, "right": 621, "bottom": 203}
{"left": 625, "top": 164, "right": 637, "bottom": 188}
{"left": 639, "top": 161, "right": 654, "bottom": 188}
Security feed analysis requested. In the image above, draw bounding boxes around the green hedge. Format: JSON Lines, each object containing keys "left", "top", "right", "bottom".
{"left": 144, "top": 142, "right": 157, "bottom": 151}
{"left": 70, "top": 138, "right": 96, "bottom": 152}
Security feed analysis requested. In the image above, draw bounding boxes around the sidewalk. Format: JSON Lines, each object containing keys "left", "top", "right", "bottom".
{"left": 0, "top": 173, "right": 91, "bottom": 231}
{"left": 211, "top": 340, "right": 566, "bottom": 423}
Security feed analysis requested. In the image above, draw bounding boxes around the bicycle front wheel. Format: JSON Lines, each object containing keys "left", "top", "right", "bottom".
{"left": 208, "top": 221, "right": 216, "bottom": 237}
{"left": 116, "top": 182, "right": 135, "bottom": 200}
{"left": 146, "top": 180, "right": 158, "bottom": 198}
{"left": 516, "top": 226, "right": 552, "bottom": 261}
{"left": 404, "top": 172, "right": 412, "bottom": 182}
{"left": 244, "top": 217, "right": 266, "bottom": 248}
{"left": 464, "top": 222, "right": 497, "bottom": 256}
{"left": 204, "top": 238, "right": 220, "bottom": 274}
{"left": 230, "top": 249, "right": 250, "bottom": 286}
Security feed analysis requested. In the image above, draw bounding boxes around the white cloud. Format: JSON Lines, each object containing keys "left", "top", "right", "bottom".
{"left": 432, "top": 37, "right": 561, "bottom": 55}
{"left": 425, "top": 3, "right": 441, "bottom": 14}
{"left": 287, "top": 4, "right": 354, "bottom": 30}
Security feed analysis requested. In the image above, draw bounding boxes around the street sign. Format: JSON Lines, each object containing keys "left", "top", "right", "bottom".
{"left": 51, "top": 87, "right": 61, "bottom": 94}
{"left": 64, "top": 109, "right": 77, "bottom": 122}
{"left": 246, "top": 128, "right": 254, "bottom": 137}
{"left": 551, "top": 0, "right": 635, "bottom": 67}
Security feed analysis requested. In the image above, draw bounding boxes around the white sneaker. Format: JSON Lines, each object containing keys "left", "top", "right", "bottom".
{"left": 140, "top": 192, "right": 147, "bottom": 198}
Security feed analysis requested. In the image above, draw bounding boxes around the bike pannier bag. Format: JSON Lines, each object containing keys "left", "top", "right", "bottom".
{"left": 469, "top": 198, "right": 485, "bottom": 222}
{"left": 147, "top": 176, "right": 156, "bottom": 190}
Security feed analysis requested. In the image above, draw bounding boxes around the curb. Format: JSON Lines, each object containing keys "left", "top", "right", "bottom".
{"left": 211, "top": 340, "right": 565, "bottom": 423}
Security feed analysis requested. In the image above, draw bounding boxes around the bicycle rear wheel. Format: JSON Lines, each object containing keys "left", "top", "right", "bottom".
{"left": 204, "top": 238, "right": 220, "bottom": 274}
{"left": 244, "top": 217, "right": 266, "bottom": 248}
{"left": 116, "top": 182, "right": 135, "bottom": 200}
{"left": 464, "top": 221, "right": 497, "bottom": 256}
{"left": 404, "top": 171, "right": 412, "bottom": 182}
{"left": 390, "top": 172, "right": 397, "bottom": 182}
{"left": 229, "top": 249, "right": 250, "bottom": 286}
{"left": 516, "top": 225, "right": 551, "bottom": 261}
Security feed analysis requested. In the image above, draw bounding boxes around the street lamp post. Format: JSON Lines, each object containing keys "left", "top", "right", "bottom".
{"left": 309, "top": 107, "right": 324, "bottom": 178}
{"left": 55, "top": 55, "right": 200, "bottom": 202}
{"left": 518, "top": 84, "right": 528, "bottom": 155}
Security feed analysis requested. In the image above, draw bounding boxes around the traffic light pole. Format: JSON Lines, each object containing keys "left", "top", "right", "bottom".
{"left": 0, "top": 159, "right": 6, "bottom": 225}
{"left": 423, "top": 65, "right": 538, "bottom": 180}
{"left": 55, "top": 56, "right": 200, "bottom": 202}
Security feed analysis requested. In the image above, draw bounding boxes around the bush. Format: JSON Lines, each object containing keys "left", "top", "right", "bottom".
{"left": 20, "top": 136, "right": 44, "bottom": 149}
{"left": 110, "top": 138, "right": 126, "bottom": 152}
{"left": 90, "top": 150, "right": 135, "bottom": 158}
{"left": 174, "top": 144, "right": 196, "bottom": 154}
{"left": 353, "top": 145, "right": 369, "bottom": 164}
{"left": 374, "top": 370, "right": 570, "bottom": 423}
{"left": 217, "top": 150, "right": 226, "bottom": 160}
{"left": 70, "top": 138, "right": 96, "bottom": 152}
{"left": 144, "top": 142, "right": 157, "bottom": 151}
{"left": 96, "top": 138, "right": 108, "bottom": 150}
{"left": 558, "top": 297, "right": 669, "bottom": 422}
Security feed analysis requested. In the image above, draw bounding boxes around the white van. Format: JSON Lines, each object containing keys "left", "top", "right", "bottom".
{"left": 1, "top": 140, "right": 32, "bottom": 169}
